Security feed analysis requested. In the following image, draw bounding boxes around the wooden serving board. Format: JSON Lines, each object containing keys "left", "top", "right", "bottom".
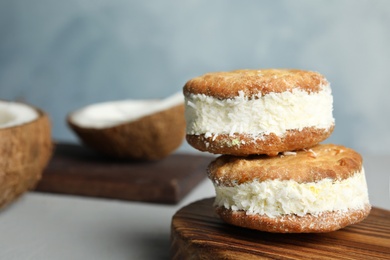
{"left": 171, "top": 198, "right": 390, "bottom": 259}
{"left": 34, "top": 143, "right": 212, "bottom": 204}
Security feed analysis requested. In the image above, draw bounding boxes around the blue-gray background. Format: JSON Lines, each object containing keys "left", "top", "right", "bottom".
{"left": 1, "top": 0, "right": 389, "bottom": 155}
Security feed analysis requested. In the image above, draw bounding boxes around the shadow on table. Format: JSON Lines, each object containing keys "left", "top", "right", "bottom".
{"left": 129, "top": 232, "right": 170, "bottom": 260}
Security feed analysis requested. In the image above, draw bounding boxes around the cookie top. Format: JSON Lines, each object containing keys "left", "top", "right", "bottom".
{"left": 183, "top": 69, "right": 329, "bottom": 99}
{"left": 208, "top": 144, "right": 362, "bottom": 186}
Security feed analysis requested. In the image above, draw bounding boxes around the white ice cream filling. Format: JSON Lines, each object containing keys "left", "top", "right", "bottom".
{"left": 185, "top": 86, "right": 334, "bottom": 138}
{"left": 214, "top": 168, "right": 369, "bottom": 218}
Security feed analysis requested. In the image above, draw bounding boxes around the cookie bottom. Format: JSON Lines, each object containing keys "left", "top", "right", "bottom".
{"left": 215, "top": 204, "right": 371, "bottom": 233}
{"left": 187, "top": 126, "right": 334, "bottom": 156}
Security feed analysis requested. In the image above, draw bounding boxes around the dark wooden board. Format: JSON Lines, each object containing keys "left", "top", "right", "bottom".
{"left": 171, "top": 198, "right": 390, "bottom": 259}
{"left": 34, "top": 143, "right": 212, "bottom": 204}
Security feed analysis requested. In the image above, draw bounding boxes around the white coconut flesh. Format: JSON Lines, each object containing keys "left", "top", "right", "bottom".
{"left": 69, "top": 92, "right": 184, "bottom": 129}
{"left": 0, "top": 101, "right": 39, "bottom": 129}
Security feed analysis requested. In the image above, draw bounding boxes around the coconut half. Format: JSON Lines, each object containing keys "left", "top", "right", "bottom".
{"left": 67, "top": 92, "right": 186, "bottom": 160}
{"left": 0, "top": 101, "right": 52, "bottom": 208}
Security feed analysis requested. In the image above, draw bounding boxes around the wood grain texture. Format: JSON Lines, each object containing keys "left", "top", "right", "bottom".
{"left": 34, "top": 143, "right": 211, "bottom": 204}
{"left": 171, "top": 198, "right": 390, "bottom": 259}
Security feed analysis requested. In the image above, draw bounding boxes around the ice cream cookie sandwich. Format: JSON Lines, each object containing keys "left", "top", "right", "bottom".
{"left": 184, "top": 69, "right": 335, "bottom": 156}
{"left": 208, "top": 144, "right": 371, "bottom": 233}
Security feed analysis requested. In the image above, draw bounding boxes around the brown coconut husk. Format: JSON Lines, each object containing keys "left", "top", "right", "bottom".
{"left": 68, "top": 103, "right": 185, "bottom": 160}
{"left": 0, "top": 105, "right": 52, "bottom": 208}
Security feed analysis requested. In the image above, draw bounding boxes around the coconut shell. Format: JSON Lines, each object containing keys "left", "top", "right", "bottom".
{"left": 0, "top": 106, "right": 52, "bottom": 208}
{"left": 68, "top": 104, "right": 186, "bottom": 160}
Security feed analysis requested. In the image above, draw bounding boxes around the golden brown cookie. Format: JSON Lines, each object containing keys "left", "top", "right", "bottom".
{"left": 208, "top": 144, "right": 371, "bottom": 233}
{"left": 184, "top": 69, "right": 335, "bottom": 156}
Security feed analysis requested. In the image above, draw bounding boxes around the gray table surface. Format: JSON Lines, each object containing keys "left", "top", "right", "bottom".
{"left": 0, "top": 154, "right": 388, "bottom": 260}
